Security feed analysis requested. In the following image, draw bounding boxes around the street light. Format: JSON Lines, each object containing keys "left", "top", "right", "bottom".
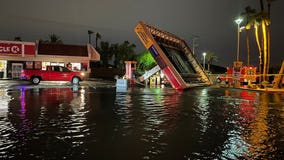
{"left": 235, "top": 17, "right": 243, "bottom": 62}
{"left": 202, "top": 52, "right": 206, "bottom": 70}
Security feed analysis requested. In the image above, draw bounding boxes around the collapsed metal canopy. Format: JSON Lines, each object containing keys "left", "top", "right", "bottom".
{"left": 135, "top": 21, "right": 212, "bottom": 90}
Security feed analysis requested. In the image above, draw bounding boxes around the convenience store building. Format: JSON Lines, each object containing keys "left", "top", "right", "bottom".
{"left": 0, "top": 40, "right": 100, "bottom": 79}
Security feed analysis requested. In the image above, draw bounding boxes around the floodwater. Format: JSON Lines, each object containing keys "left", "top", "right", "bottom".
{"left": 0, "top": 85, "right": 283, "bottom": 159}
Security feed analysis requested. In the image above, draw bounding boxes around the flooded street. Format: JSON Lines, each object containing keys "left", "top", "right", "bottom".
{"left": 0, "top": 84, "right": 283, "bottom": 159}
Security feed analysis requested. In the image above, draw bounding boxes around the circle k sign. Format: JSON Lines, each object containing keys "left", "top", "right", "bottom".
{"left": 0, "top": 43, "right": 22, "bottom": 54}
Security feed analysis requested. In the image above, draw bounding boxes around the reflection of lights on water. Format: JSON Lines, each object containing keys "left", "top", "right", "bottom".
{"left": 0, "top": 89, "right": 10, "bottom": 116}
{"left": 221, "top": 130, "right": 249, "bottom": 159}
{"left": 220, "top": 90, "right": 261, "bottom": 158}
{"left": 20, "top": 87, "right": 26, "bottom": 113}
{"left": 197, "top": 88, "right": 210, "bottom": 133}
{"left": 72, "top": 85, "right": 79, "bottom": 92}
{"left": 19, "top": 86, "right": 31, "bottom": 133}
{"left": 80, "top": 88, "right": 86, "bottom": 108}
{"left": 70, "top": 87, "right": 86, "bottom": 109}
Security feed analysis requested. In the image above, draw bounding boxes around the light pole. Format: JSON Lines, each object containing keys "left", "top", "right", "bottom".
{"left": 203, "top": 52, "right": 206, "bottom": 70}
{"left": 235, "top": 18, "right": 243, "bottom": 62}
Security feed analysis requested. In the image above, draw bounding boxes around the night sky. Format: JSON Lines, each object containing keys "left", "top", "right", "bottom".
{"left": 1, "top": 0, "right": 283, "bottom": 67}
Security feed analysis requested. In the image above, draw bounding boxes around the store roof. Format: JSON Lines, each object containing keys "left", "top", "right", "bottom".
{"left": 38, "top": 43, "right": 88, "bottom": 57}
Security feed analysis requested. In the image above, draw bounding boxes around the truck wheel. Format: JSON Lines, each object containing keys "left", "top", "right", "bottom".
{"left": 72, "top": 77, "right": 79, "bottom": 85}
{"left": 31, "top": 77, "right": 40, "bottom": 85}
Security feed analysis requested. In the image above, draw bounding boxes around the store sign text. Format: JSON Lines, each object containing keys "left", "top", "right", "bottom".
{"left": 0, "top": 43, "right": 22, "bottom": 54}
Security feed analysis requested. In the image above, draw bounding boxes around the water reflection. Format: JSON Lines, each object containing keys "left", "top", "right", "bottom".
{"left": 0, "top": 86, "right": 283, "bottom": 159}
{"left": 114, "top": 88, "right": 182, "bottom": 159}
{"left": 220, "top": 90, "right": 257, "bottom": 159}
{"left": 1, "top": 87, "right": 91, "bottom": 159}
{"left": 220, "top": 89, "right": 284, "bottom": 159}
{"left": 196, "top": 88, "right": 210, "bottom": 133}
{"left": 0, "top": 89, "right": 10, "bottom": 116}
{"left": 0, "top": 89, "right": 14, "bottom": 157}
{"left": 247, "top": 93, "right": 275, "bottom": 159}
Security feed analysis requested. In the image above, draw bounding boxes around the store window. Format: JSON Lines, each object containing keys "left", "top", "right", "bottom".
{"left": 34, "top": 61, "right": 42, "bottom": 69}
{"left": 50, "top": 62, "right": 64, "bottom": 67}
{"left": 71, "top": 63, "right": 81, "bottom": 71}
{"left": 0, "top": 60, "right": 6, "bottom": 78}
{"left": 42, "top": 62, "right": 64, "bottom": 70}
{"left": 42, "top": 62, "right": 50, "bottom": 70}
{"left": 66, "top": 62, "right": 72, "bottom": 70}
{"left": 26, "top": 61, "right": 33, "bottom": 69}
{"left": 0, "top": 61, "right": 5, "bottom": 72}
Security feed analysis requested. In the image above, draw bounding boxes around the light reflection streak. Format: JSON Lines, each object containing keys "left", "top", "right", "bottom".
{"left": 70, "top": 87, "right": 86, "bottom": 110}
{"left": 196, "top": 88, "right": 210, "bottom": 133}
{"left": 0, "top": 89, "right": 10, "bottom": 116}
{"left": 247, "top": 93, "right": 272, "bottom": 159}
{"left": 20, "top": 87, "right": 26, "bottom": 116}
{"left": 221, "top": 90, "right": 258, "bottom": 159}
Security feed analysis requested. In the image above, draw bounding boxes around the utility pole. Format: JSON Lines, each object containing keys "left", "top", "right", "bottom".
{"left": 192, "top": 36, "right": 198, "bottom": 56}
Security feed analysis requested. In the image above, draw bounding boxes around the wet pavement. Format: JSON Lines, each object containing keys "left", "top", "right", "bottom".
{"left": 0, "top": 79, "right": 283, "bottom": 159}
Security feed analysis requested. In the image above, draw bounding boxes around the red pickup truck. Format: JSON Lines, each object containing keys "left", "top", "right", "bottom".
{"left": 20, "top": 66, "right": 84, "bottom": 85}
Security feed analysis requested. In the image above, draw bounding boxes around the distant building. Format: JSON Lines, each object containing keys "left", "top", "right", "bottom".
{"left": 0, "top": 40, "right": 100, "bottom": 79}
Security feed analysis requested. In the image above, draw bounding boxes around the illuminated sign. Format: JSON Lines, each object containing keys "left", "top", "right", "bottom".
{"left": 0, "top": 43, "right": 22, "bottom": 54}
{"left": 0, "top": 41, "right": 35, "bottom": 55}
{"left": 234, "top": 61, "right": 243, "bottom": 68}
{"left": 134, "top": 23, "right": 153, "bottom": 49}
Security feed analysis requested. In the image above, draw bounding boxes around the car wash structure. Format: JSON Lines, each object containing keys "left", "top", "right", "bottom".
{"left": 134, "top": 21, "right": 212, "bottom": 90}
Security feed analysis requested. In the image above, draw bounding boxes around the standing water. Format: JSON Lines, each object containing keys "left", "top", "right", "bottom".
{"left": 0, "top": 86, "right": 283, "bottom": 159}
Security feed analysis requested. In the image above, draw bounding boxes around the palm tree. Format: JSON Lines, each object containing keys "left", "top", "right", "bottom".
{"left": 242, "top": 1, "right": 275, "bottom": 83}
{"left": 88, "top": 30, "right": 94, "bottom": 44}
{"left": 115, "top": 41, "right": 136, "bottom": 69}
{"left": 98, "top": 40, "right": 136, "bottom": 69}
{"left": 259, "top": 0, "right": 265, "bottom": 11}
{"left": 46, "top": 34, "right": 63, "bottom": 44}
{"left": 111, "top": 43, "right": 120, "bottom": 67}
{"left": 266, "top": 0, "right": 276, "bottom": 79}
{"left": 95, "top": 32, "right": 102, "bottom": 50}
{"left": 206, "top": 52, "right": 217, "bottom": 72}
{"left": 14, "top": 36, "right": 22, "bottom": 41}
{"left": 256, "top": 0, "right": 277, "bottom": 82}
{"left": 242, "top": 6, "right": 257, "bottom": 66}
{"left": 254, "top": 11, "right": 270, "bottom": 82}
{"left": 98, "top": 41, "right": 112, "bottom": 67}
{"left": 243, "top": 5, "right": 270, "bottom": 82}
{"left": 257, "top": 0, "right": 270, "bottom": 81}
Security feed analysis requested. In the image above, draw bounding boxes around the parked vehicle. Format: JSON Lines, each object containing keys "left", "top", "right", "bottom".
{"left": 20, "top": 66, "right": 84, "bottom": 85}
